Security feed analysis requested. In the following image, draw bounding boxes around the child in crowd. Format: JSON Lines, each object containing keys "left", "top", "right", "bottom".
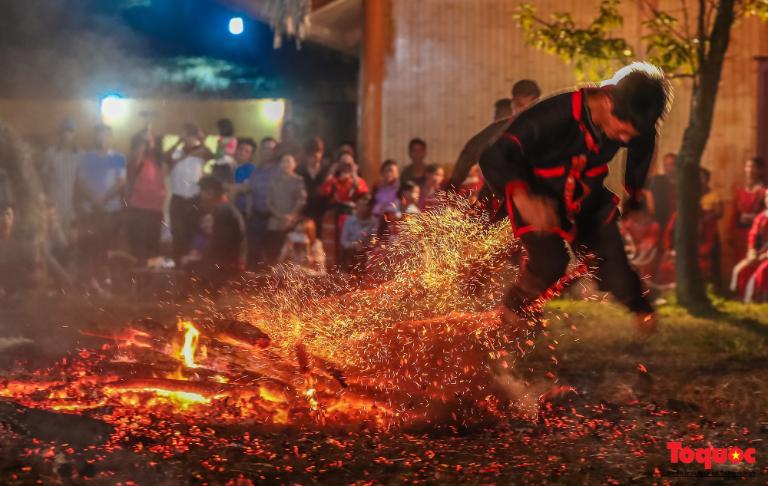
{"left": 340, "top": 194, "right": 379, "bottom": 273}
{"left": 318, "top": 153, "right": 369, "bottom": 267}
{"left": 210, "top": 118, "right": 238, "bottom": 183}
{"left": 215, "top": 119, "right": 237, "bottom": 159}
{"left": 278, "top": 218, "right": 326, "bottom": 276}
{"left": 371, "top": 160, "right": 400, "bottom": 217}
{"left": 457, "top": 164, "right": 485, "bottom": 200}
{"left": 419, "top": 164, "right": 445, "bottom": 211}
{"left": 398, "top": 181, "right": 421, "bottom": 217}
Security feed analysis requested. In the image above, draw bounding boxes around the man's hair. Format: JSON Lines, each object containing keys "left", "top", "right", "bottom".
{"left": 380, "top": 159, "right": 398, "bottom": 171}
{"left": 198, "top": 175, "right": 224, "bottom": 196}
{"left": 750, "top": 156, "right": 764, "bottom": 171}
{"left": 398, "top": 180, "right": 419, "bottom": 198}
{"left": 216, "top": 118, "right": 235, "bottom": 137}
{"left": 260, "top": 136, "right": 277, "bottom": 145}
{"left": 609, "top": 62, "right": 672, "bottom": 135}
{"left": 494, "top": 98, "right": 512, "bottom": 111}
{"left": 408, "top": 138, "right": 427, "bottom": 151}
{"left": 511, "top": 79, "right": 541, "bottom": 99}
{"left": 304, "top": 136, "right": 325, "bottom": 155}
{"left": 237, "top": 137, "right": 257, "bottom": 151}
{"left": 182, "top": 123, "right": 200, "bottom": 137}
{"left": 425, "top": 163, "right": 443, "bottom": 175}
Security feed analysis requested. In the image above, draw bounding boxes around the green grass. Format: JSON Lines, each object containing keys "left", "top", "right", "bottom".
{"left": 537, "top": 295, "right": 768, "bottom": 422}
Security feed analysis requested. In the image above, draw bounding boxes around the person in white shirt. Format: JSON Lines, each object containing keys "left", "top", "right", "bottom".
{"left": 164, "top": 123, "right": 213, "bottom": 264}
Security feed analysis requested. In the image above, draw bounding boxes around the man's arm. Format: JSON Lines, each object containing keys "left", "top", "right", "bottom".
{"left": 478, "top": 107, "right": 561, "bottom": 230}
{"left": 478, "top": 125, "right": 534, "bottom": 200}
{"left": 624, "top": 134, "right": 656, "bottom": 201}
{"left": 449, "top": 117, "right": 513, "bottom": 188}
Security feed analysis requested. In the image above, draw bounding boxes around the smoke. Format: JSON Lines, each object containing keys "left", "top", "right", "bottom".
{"left": 0, "top": 0, "right": 239, "bottom": 98}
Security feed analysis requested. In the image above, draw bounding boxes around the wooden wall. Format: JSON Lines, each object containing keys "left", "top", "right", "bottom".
{"left": 378, "top": 0, "right": 768, "bottom": 200}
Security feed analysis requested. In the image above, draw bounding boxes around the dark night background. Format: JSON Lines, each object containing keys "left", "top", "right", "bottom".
{"left": 0, "top": 0, "right": 359, "bottom": 147}
{"left": 0, "top": 0, "right": 358, "bottom": 99}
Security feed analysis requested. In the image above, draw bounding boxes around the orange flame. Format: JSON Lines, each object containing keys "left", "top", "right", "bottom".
{"left": 178, "top": 321, "right": 200, "bottom": 369}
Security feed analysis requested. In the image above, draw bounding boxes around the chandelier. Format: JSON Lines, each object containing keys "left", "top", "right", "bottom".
{"left": 262, "top": 0, "right": 312, "bottom": 49}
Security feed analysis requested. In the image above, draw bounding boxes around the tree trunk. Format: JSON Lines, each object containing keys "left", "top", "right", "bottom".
{"left": 674, "top": 0, "right": 735, "bottom": 314}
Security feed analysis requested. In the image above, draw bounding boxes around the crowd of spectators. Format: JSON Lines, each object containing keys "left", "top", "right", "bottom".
{"left": 619, "top": 154, "right": 768, "bottom": 303}
{"left": 0, "top": 114, "right": 483, "bottom": 300}
{"left": 2, "top": 82, "right": 766, "bottom": 306}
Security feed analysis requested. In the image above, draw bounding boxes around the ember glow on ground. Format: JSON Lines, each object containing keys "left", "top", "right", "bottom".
{"left": 1, "top": 196, "right": 766, "bottom": 483}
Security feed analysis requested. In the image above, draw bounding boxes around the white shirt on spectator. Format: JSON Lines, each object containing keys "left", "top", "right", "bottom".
{"left": 169, "top": 150, "right": 204, "bottom": 198}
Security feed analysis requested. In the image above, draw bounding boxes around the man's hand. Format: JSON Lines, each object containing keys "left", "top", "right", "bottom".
{"left": 512, "top": 192, "right": 558, "bottom": 230}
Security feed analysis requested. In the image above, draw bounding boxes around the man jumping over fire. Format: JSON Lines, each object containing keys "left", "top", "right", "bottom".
{"left": 479, "top": 62, "right": 672, "bottom": 335}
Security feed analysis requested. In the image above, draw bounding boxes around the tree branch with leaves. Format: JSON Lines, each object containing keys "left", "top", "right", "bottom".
{"left": 514, "top": 0, "right": 768, "bottom": 313}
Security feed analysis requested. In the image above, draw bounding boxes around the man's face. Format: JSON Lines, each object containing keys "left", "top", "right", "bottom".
{"left": 494, "top": 105, "right": 513, "bottom": 121}
{"left": 306, "top": 150, "right": 322, "bottom": 166}
{"left": 512, "top": 95, "right": 538, "bottom": 115}
{"left": 405, "top": 186, "right": 420, "bottom": 204}
{"left": 600, "top": 114, "right": 639, "bottom": 144}
{"left": 663, "top": 155, "right": 677, "bottom": 175}
{"left": 381, "top": 164, "right": 399, "bottom": 184}
{"left": 200, "top": 189, "right": 218, "bottom": 212}
{"left": 234, "top": 143, "right": 254, "bottom": 165}
{"left": 260, "top": 140, "right": 277, "bottom": 162}
{"left": 184, "top": 133, "right": 201, "bottom": 148}
{"left": 745, "top": 159, "right": 760, "bottom": 181}
{"left": 280, "top": 155, "right": 296, "bottom": 174}
{"left": 95, "top": 129, "right": 113, "bottom": 150}
{"left": 409, "top": 144, "right": 426, "bottom": 164}
{"left": 427, "top": 168, "right": 445, "bottom": 187}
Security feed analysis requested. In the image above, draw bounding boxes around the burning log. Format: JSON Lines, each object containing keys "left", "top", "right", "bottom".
{"left": 211, "top": 319, "right": 271, "bottom": 349}
{"left": 103, "top": 377, "right": 290, "bottom": 402}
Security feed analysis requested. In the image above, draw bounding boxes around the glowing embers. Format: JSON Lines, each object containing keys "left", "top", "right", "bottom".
{"left": 1, "top": 195, "right": 535, "bottom": 430}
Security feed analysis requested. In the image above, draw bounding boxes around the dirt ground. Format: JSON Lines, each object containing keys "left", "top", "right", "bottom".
{"left": 1, "top": 293, "right": 767, "bottom": 485}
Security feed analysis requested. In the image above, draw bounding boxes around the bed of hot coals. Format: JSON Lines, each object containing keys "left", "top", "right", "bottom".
{"left": 1, "top": 197, "right": 764, "bottom": 483}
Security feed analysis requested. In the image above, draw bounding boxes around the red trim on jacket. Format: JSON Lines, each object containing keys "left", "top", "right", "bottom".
{"left": 501, "top": 133, "right": 524, "bottom": 151}
{"left": 533, "top": 166, "right": 566, "bottom": 178}
{"left": 572, "top": 90, "right": 599, "bottom": 154}
{"left": 585, "top": 164, "right": 609, "bottom": 177}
